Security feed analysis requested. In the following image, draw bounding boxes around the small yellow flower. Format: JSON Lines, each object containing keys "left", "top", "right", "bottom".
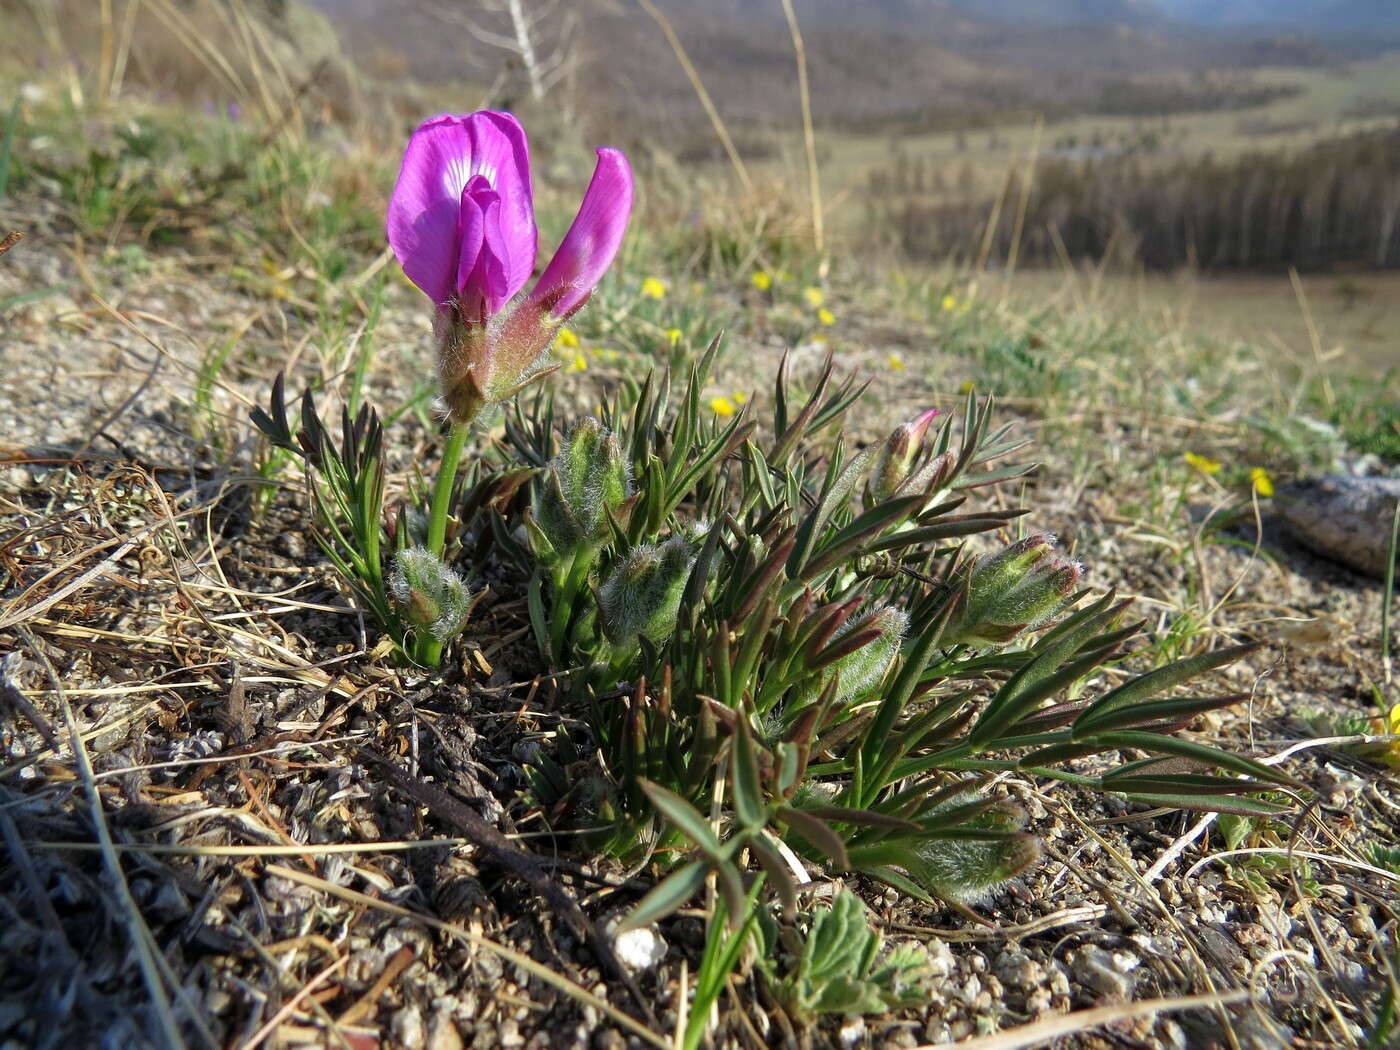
{"left": 1250, "top": 467, "right": 1274, "bottom": 497}
{"left": 803, "top": 286, "right": 825, "bottom": 308}
{"left": 1184, "top": 451, "right": 1222, "bottom": 475}
{"left": 1369, "top": 704, "right": 1400, "bottom": 768}
{"left": 733, "top": 391, "right": 748, "bottom": 405}
{"left": 709, "top": 396, "right": 736, "bottom": 417}
{"left": 959, "top": 380, "right": 975, "bottom": 394}
{"left": 751, "top": 271, "right": 772, "bottom": 291}
{"left": 594, "top": 348, "right": 620, "bottom": 362}
{"left": 816, "top": 307, "right": 836, "bottom": 326}
{"left": 887, "top": 353, "right": 906, "bottom": 371}
{"left": 556, "top": 327, "right": 580, "bottom": 350}
{"left": 666, "top": 328, "right": 683, "bottom": 345}
{"left": 569, "top": 352, "right": 589, "bottom": 372}
{"left": 641, "top": 277, "right": 667, "bottom": 300}
{"left": 941, "top": 294, "right": 958, "bottom": 313}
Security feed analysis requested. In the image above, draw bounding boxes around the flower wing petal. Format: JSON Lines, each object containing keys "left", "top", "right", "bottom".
{"left": 531, "top": 148, "right": 633, "bottom": 318}
{"left": 454, "top": 183, "right": 488, "bottom": 322}
{"left": 469, "top": 111, "right": 536, "bottom": 300}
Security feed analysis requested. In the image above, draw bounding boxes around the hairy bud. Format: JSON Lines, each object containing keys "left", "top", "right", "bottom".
{"left": 870, "top": 409, "right": 944, "bottom": 502}
{"left": 389, "top": 547, "right": 475, "bottom": 644}
{"left": 597, "top": 536, "right": 696, "bottom": 646}
{"left": 951, "top": 533, "right": 1081, "bottom": 646}
{"left": 913, "top": 796, "right": 1039, "bottom": 904}
{"left": 808, "top": 606, "right": 908, "bottom": 706}
{"left": 531, "top": 418, "right": 631, "bottom": 563}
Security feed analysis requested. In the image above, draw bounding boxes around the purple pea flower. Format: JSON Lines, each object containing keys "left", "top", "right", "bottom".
{"left": 387, "top": 111, "right": 633, "bottom": 423}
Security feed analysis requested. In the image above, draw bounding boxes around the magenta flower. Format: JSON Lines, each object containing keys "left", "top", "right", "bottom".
{"left": 387, "top": 111, "right": 633, "bottom": 422}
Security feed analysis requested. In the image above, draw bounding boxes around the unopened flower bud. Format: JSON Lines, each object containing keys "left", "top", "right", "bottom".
{"left": 951, "top": 533, "right": 1081, "bottom": 646}
{"left": 597, "top": 536, "right": 696, "bottom": 646}
{"left": 389, "top": 547, "right": 475, "bottom": 643}
{"left": 914, "top": 794, "right": 1039, "bottom": 904}
{"left": 807, "top": 606, "right": 908, "bottom": 705}
{"left": 871, "top": 409, "right": 941, "bottom": 502}
{"left": 532, "top": 418, "right": 630, "bottom": 562}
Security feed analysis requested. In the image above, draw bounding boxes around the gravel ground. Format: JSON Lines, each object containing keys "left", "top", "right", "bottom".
{"left": 2, "top": 190, "right": 1397, "bottom": 1050}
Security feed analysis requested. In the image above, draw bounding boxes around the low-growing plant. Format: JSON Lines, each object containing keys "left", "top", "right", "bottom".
{"left": 1368, "top": 944, "right": 1400, "bottom": 1050}
{"left": 766, "top": 889, "right": 934, "bottom": 1024}
{"left": 1217, "top": 812, "right": 1321, "bottom": 897}
{"left": 249, "top": 106, "right": 1303, "bottom": 1039}
{"left": 508, "top": 346, "right": 1298, "bottom": 904}
{"left": 1366, "top": 844, "right": 1400, "bottom": 877}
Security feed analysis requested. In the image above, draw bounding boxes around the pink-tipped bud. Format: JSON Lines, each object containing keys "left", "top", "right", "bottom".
{"left": 871, "top": 408, "right": 940, "bottom": 502}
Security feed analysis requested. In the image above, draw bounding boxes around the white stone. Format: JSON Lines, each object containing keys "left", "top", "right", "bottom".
{"left": 838, "top": 1016, "right": 866, "bottom": 1049}
{"left": 609, "top": 920, "right": 668, "bottom": 971}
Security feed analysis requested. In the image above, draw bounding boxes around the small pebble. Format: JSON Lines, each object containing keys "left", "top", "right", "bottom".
{"left": 1071, "top": 946, "right": 1137, "bottom": 1001}
{"left": 608, "top": 919, "right": 668, "bottom": 971}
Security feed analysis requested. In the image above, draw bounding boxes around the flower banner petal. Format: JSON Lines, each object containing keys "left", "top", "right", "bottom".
{"left": 387, "top": 113, "right": 479, "bottom": 305}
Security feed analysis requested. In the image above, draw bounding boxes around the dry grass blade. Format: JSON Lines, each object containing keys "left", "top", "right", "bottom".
{"left": 1143, "top": 731, "right": 1389, "bottom": 884}
{"left": 884, "top": 904, "right": 1111, "bottom": 943}
{"left": 239, "top": 953, "right": 350, "bottom": 1050}
{"left": 336, "top": 946, "right": 415, "bottom": 1027}
{"left": 358, "top": 746, "right": 661, "bottom": 1028}
{"left": 23, "top": 627, "right": 191, "bottom": 1050}
{"left": 264, "top": 864, "right": 669, "bottom": 1049}
{"left": 1186, "top": 848, "right": 1400, "bottom": 883}
{"left": 32, "top": 838, "right": 475, "bottom": 857}
{"left": 1383, "top": 499, "right": 1399, "bottom": 682}
{"left": 912, "top": 990, "right": 1249, "bottom": 1050}
{"left": 778, "top": 0, "right": 823, "bottom": 259}
{"left": 634, "top": 0, "right": 753, "bottom": 195}
{"left": 0, "top": 523, "right": 160, "bottom": 631}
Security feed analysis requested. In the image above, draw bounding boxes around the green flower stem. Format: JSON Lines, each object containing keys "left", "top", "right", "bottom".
{"left": 426, "top": 421, "right": 472, "bottom": 557}
{"left": 415, "top": 421, "right": 472, "bottom": 669}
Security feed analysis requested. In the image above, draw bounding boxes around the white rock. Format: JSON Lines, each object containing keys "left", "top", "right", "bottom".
{"left": 838, "top": 1016, "right": 866, "bottom": 1049}
{"left": 609, "top": 920, "right": 668, "bottom": 971}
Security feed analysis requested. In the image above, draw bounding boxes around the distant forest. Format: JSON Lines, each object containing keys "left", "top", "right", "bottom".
{"left": 884, "top": 123, "right": 1400, "bottom": 272}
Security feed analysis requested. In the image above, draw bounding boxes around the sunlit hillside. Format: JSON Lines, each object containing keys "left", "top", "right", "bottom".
{"left": 1, "top": 3, "right": 1397, "bottom": 1049}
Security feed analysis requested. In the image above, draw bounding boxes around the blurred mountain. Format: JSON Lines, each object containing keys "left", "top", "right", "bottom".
{"left": 1152, "top": 0, "right": 1400, "bottom": 31}
{"left": 680, "top": 0, "right": 1164, "bottom": 30}
{"left": 941, "top": 0, "right": 1168, "bottom": 27}
{"left": 683, "top": 0, "right": 1399, "bottom": 34}
{"left": 310, "top": 0, "right": 1357, "bottom": 146}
